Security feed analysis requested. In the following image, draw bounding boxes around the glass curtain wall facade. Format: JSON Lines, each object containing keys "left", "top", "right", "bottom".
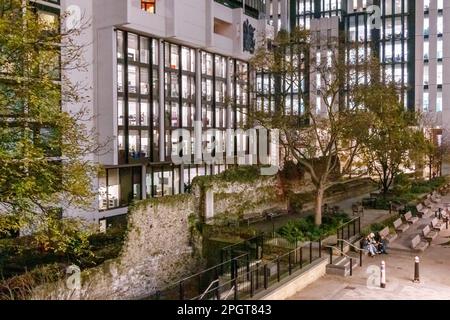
{"left": 99, "top": 29, "right": 251, "bottom": 212}
{"left": 291, "top": 0, "right": 415, "bottom": 110}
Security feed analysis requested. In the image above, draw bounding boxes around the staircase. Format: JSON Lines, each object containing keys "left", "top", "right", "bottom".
{"left": 326, "top": 238, "right": 364, "bottom": 277}
{"left": 326, "top": 254, "right": 361, "bottom": 277}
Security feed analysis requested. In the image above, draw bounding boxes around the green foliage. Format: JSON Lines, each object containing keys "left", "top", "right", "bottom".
{"left": 276, "top": 212, "right": 351, "bottom": 243}
{"left": 373, "top": 177, "right": 448, "bottom": 210}
{"left": 87, "top": 226, "right": 126, "bottom": 264}
{"left": 361, "top": 215, "right": 400, "bottom": 237}
{"left": 0, "top": 0, "right": 97, "bottom": 255}
{"left": 393, "top": 173, "right": 413, "bottom": 194}
{"left": 0, "top": 263, "right": 65, "bottom": 300}
{"left": 32, "top": 215, "right": 95, "bottom": 265}
{"left": 355, "top": 82, "right": 431, "bottom": 194}
{"left": 193, "top": 166, "right": 263, "bottom": 190}
{"left": 410, "top": 177, "right": 447, "bottom": 194}
{"left": 0, "top": 223, "right": 127, "bottom": 281}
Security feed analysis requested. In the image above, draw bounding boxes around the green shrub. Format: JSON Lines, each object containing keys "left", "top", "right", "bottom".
{"left": 276, "top": 212, "right": 350, "bottom": 243}
{"left": 393, "top": 173, "right": 412, "bottom": 194}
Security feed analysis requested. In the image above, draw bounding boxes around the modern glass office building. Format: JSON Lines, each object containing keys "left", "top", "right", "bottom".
{"left": 56, "top": 0, "right": 449, "bottom": 221}
{"left": 58, "top": 0, "right": 269, "bottom": 221}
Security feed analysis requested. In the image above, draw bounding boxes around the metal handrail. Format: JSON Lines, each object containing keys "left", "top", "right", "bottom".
{"left": 221, "top": 234, "right": 262, "bottom": 252}
{"left": 198, "top": 280, "right": 220, "bottom": 300}
{"left": 325, "top": 245, "right": 357, "bottom": 276}
{"left": 338, "top": 216, "right": 360, "bottom": 230}
{"left": 173, "top": 252, "right": 248, "bottom": 287}
{"left": 336, "top": 238, "right": 364, "bottom": 252}
{"left": 325, "top": 245, "right": 352, "bottom": 260}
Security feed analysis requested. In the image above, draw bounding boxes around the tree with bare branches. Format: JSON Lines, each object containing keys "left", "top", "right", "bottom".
{"left": 248, "top": 28, "right": 370, "bottom": 225}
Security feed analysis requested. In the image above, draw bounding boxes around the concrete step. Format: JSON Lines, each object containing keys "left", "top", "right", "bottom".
{"left": 326, "top": 256, "right": 360, "bottom": 277}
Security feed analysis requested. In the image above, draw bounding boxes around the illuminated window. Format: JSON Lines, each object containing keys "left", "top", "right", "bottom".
{"left": 437, "top": 91, "right": 443, "bottom": 112}
{"left": 141, "top": 0, "right": 156, "bottom": 13}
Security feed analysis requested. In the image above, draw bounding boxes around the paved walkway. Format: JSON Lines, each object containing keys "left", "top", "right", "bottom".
{"left": 287, "top": 211, "right": 450, "bottom": 300}
{"left": 249, "top": 189, "right": 391, "bottom": 234}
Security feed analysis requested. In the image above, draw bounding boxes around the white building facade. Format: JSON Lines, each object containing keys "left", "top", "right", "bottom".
{"left": 59, "top": 0, "right": 270, "bottom": 223}
{"left": 55, "top": 0, "right": 450, "bottom": 222}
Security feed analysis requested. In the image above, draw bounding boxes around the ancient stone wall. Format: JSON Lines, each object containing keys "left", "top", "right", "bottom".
{"left": 32, "top": 195, "right": 202, "bottom": 300}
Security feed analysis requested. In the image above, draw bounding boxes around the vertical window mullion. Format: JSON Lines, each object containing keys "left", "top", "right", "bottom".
{"left": 124, "top": 32, "right": 130, "bottom": 164}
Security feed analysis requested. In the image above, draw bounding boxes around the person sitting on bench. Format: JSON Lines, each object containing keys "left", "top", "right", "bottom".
{"left": 363, "top": 233, "right": 378, "bottom": 257}
{"left": 375, "top": 232, "right": 388, "bottom": 254}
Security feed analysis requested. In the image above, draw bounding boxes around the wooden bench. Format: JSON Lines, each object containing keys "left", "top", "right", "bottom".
{"left": 244, "top": 215, "right": 265, "bottom": 226}
{"left": 431, "top": 217, "right": 445, "bottom": 232}
{"left": 411, "top": 235, "right": 429, "bottom": 252}
{"left": 416, "top": 204, "right": 433, "bottom": 219}
{"left": 265, "top": 209, "right": 288, "bottom": 220}
{"left": 352, "top": 203, "right": 364, "bottom": 216}
{"left": 432, "top": 190, "right": 442, "bottom": 200}
{"left": 404, "top": 211, "right": 419, "bottom": 225}
{"left": 379, "top": 226, "right": 397, "bottom": 244}
{"left": 393, "top": 218, "right": 409, "bottom": 233}
{"left": 431, "top": 194, "right": 441, "bottom": 204}
{"left": 422, "top": 225, "right": 438, "bottom": 242}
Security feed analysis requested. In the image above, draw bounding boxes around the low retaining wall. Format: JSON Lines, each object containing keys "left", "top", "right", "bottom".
{"left": 252, "top": 258, "right": 328, "bottom": 300}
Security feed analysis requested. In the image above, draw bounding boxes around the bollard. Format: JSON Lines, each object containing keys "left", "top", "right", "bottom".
{"left": 414, "top": 256, "right": 420, "bottom": 283}
{"left": 380, "top": 261, "right": 386, "bottom": 288}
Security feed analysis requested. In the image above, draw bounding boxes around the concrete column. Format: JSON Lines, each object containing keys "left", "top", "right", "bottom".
{"left": 159, "top": 39, "right": 165, "bottom": 162}
{"left": 180, "top": 164, "right": 185, "bottom": 194}
{"left": 226, "top": 57, "right": 233, "bottom": 130}
{"left": 195, "top": 49, "right": 203, "bottom": 164}
{"left": 141, "top": 164, "right": 147, "bottom": 199}
{"left": 265, "top": 0, "right": 271, "bottom": 22}
{"left": 280, "top": 0, "right": 287, "bottom": 31}
{"left": 273, "top": 0, "right": 279, "bottom": 33}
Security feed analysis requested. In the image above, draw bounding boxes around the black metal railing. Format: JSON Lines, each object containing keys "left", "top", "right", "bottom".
{"left": 154, "top": 239, "right": 323, "bottom": 300}
{"left": 336, "top": 217, "right": 361, "bottom": 253}
{"left": 154, "top": 252, "right": 250, "bottom": 300}
{"left": 327, "top": 245, "right": 360, "bottom": 277}
{"left": 220, "top": 234, "right": 264, "bottom": 265}
{"left": 194, "top": 240, "right": 322, "bottom": 300}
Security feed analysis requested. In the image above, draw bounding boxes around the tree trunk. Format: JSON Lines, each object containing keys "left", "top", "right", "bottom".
{"left": 315, "top": 187, "right": 325, "bottom": 226}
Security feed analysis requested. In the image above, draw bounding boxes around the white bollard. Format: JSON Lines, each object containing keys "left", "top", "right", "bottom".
{"left": 414, "top": 256, "right": 420, "bottom": 283}
{"left": 380, "top": 261, "right": 386, "bottom": 288}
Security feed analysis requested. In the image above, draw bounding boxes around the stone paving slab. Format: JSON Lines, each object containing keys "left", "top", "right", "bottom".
{"left": 288, "top": 237, "right": 450, "bottom": 300}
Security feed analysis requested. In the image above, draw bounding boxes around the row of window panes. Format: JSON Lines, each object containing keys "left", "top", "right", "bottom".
{"left": 423, "top": 91, "right": 443, "bottom": 112}
{"left": 381, "top": 43, "right": 408, "bottom": 63}
{"left": 380, "top": 0, "right": 408, "bottom": 15}
{"left": 424, "top": 15, "right": 443, "bottom": 36}
{"left": 424, "top": 39, "right": 443, "bottom": 60}
{"left": 117, "top": 32, "right": 159, "bottom": 65}
{"left": 424, "top": 0, "right": 444, "bottom": 11}
{"left": 100, "top": 164, "right": 223, "bottom": 211}
{"left": 348, "top": 19, "right": 408, "bottom": 43}
{"left": 384, "top": 65, "right": 408, "bottom": 84}
{"left": 423, "top": 63, "right": 443, "bottom": 85}
{"left": 117, "top": 30, "right": 250, "bottom": 162}
{"left": 165, "top": 102, "right": 196, "bottom": 128}
{"left": 165, "top": 43, "right": 196, "bottom": 72}
{"left": 98, "top": 167, "right": 142, "bottom": 211}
